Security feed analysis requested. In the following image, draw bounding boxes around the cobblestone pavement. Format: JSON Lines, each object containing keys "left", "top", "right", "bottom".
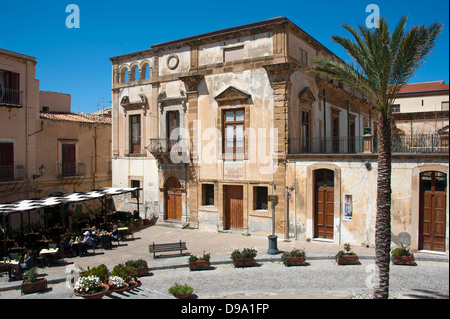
{"left": 0, "top": 225, "right": 448, "bottom": 300}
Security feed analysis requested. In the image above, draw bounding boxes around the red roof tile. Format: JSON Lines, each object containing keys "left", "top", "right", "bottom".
{"left": 40, "top": 112, "right": 112, "bottom": 124}
{"left": 398, "top": 81, "right": 449, "bottom": 94}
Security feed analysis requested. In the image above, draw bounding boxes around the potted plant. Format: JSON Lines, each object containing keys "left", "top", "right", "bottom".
{"left": 73, "top": 275, "right": 109, "bottom": 299}
{"left": 21, "top": 267, "right": 47, "bottom": 294}
{"left": 168, "top": 282, "right": 193, "bottom": 299}
{"left": 189, "top": 251, "right": 211, "bottom": 271}
{"left": 111, "top": 264, "right": 138, "bottom": 291}
{"left": 231, "top": 248, "right": 257, "bottom": 268}
{"left": 79, "top": 264, "right": 109, "bottom": 285}
{"left": 125, "top": 259, "right": 149, "bottom": 277}
{"left": 281, "top": 248, "right": 306, "bottom": 266}
{"left": 391, "top": 243, "right": 415, "bottom": 265}
{"left": 336, "top": 243, "right": 359, "bottom": 265}
{"left": 108, "top": 276, "right": 128, "bottom": 294}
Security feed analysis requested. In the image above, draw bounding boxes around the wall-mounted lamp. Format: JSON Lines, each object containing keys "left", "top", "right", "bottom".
{"left": 364, "top": 161, "right": 372, "bottom": 171}
{"left": 33, "top": 164, "right": 46, "bottom": 179}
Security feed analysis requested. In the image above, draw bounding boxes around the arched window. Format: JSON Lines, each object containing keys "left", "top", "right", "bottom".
{"left": 141, "top": 63, "right": 150, "bottom": 80}
{"left": 120, "top": 67, "right": 129, "bottom": 83}
{"left": 131, "top": 65, "right": 139, "bottom": 82}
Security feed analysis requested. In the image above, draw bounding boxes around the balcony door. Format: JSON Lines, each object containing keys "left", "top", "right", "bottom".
{"left": 167, "top": 111, "right": 180, "bottom": 151}
{"left": 130, "top": 115, "right": 141, "bottom": 154}
{"left": 62, "top": 143, "right": 76, "bottom": 176}
{"left": 0, "top": 142, "right": 14, "bottom": 181}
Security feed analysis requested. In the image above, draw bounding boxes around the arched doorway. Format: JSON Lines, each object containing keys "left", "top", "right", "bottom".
{"left": 419, "top": 171, "right": 447, "bottom": 252}
{"left": 314, "top": 169, "right": 335, "bottom": 239}
{"left": 165, "top": 177, "right": 182, "bottom": 221}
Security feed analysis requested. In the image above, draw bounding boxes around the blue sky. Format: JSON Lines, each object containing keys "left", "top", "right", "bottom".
{"left": 1, "top": 0, "right": 448, "bottom": 114}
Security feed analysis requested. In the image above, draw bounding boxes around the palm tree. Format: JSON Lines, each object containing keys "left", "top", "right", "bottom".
{"left": 309, "top": 16, "right": 442, "bottom": 299}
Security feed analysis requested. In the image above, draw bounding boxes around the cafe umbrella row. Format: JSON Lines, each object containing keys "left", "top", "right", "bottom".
{"left": 0, "top": 187, "right": 141, "bottom": 256}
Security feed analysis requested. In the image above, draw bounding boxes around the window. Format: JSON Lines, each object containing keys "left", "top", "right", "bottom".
{"left": 0, "top": 70, "right": 20, "bottom": 105}
{"left": 0, "top": 142, "right": 14, "bottom": 181}
{"left": 254, "top": 186, "right": 268, "bottom": 210}
{"left": 130, "top": 115, "right": 141, "bottom": 154}
{"left": 120, "top": 68, "right": 129, "bottom": 83}
{"left": 299, "top": 48, "right": 308, "bottom": 65}
{"left": 223, "top": 109, "right": 245, "bottom": 154}
{"left": 131, "top": 65, "right": 139, "bottom": 82}
{"left": 130, "top": 180, "right": 140, "bottom": 198}
{"left": 391, "top": 104, "right": 401, "bottom": 113}
{"left": 301, "top": 111, "right": 310, "bottom": 152}
{"left": 202, "top": 184, "right": 215, "bottom": 206}
{"left": 224, "top": 45, "right": 244, "bottom": 63}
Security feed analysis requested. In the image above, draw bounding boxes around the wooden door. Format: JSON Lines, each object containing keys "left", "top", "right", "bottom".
{"left": 165, "top": 177, "right": 182, "bottom": 221}
{"left": 420, "top": 172, "right": 447, "bottom": 252}
{"left": 224, "top": 185, "right": 243, "bottom": 231}
{"left": 314, "top": 169, "right": 334, "bottom": 239}
{"left": 62, "top": 144, "right": 76, "bottom": 176}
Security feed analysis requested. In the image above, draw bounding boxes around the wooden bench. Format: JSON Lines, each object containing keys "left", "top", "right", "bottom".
{"left": 149, "top": 241, "right": 187, "bottom": 258}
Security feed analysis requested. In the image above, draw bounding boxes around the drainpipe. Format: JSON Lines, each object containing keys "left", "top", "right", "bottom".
{"left": 323, "top": 89, "right": 327, "bottom": 151}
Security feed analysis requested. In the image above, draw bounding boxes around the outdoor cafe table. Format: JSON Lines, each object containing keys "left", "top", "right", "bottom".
{"left": 0, "top": 259, "right": 19, "bottom": 278}
{"left": 39, "top": 248, "right": 59, "bottom": 265}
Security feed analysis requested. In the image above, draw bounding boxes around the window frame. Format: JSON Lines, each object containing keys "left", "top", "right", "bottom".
{"left": 129, "top": 114, "right": 142, "bottom": 154}
{"left": 223, "top": 108, "right": 245, "bottom": 155}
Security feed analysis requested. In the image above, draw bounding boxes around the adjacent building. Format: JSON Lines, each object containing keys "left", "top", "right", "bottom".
{"left": 110, "top": 17, "right": 448, "bottom": 254}
{"left": 1, "top": 48, "right": 112, "bottom": 231}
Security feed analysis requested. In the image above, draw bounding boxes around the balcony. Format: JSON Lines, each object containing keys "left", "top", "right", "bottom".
{"left": 57, "top": 162, "right": 86, "bottom": 178}
{"left": 0, "top": 88, "right": 23, "bottom": 107}
{"left": 0, "top": 165, "right": 25, "bottom": 182}
{"left": 289, "top": 134, "right": 449, "bottom": 155}
{"left": 289, "top": 137, "right": 364, "bottom": 154}
{"left": 148, "top": 138, "right": 189, "bottom": 163}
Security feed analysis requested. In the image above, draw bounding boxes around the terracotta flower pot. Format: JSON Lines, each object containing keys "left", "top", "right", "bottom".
{"left": 337, "top": 254, "right": 359, "bottom": 265}
{"left": 189, "top": 260, "right": 211, "bottom": 271}
{"left": 21, "top": 278, "right": 47, "bottom": 294}
{"left": 126, "top": 281, "right": 138, "bottom": 291}
{"left": 136, "top": 266, "right": 149, "bottom": 277}
{"left": 73, "top": 283, "right": 109, "bottom": 299}
{"left": 110, "top": 282, "right": 128, "bottom": 294}
{"left": 392, "top": 255, "right": 415, "bottom": 265}
{"left": 174, "top": 289, "right": 194, "bottom": 299}
{"left": 233, "top": 258, "right": 255, "bottom": 268}
{"left": 284, "top": 256, "right": 306, "bottom": 266}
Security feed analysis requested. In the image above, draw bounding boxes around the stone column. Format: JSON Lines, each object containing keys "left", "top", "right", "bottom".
{"left": 263, "top": 62, "right": 298, "bottom": 237}
{"left": 179, "top": 75, "right": 204, "bottom": 227}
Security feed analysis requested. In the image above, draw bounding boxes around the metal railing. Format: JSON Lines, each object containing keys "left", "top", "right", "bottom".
{"left": 148, "top": 138, "right": 189, "bottom": 153}
{"left": 391, "top": 134, "right": 449, "bottom": 153}
{"left": 0, "top": 88, "right": 23, "bottom": 106}
{"left": 0, "top": 165, "right": 25, "bottom": 182}
{"left": 289, "top": 137, "right": 364, "bottom": 154}
{"left": 57, "top": 162, "right": 86, "bottom": 177}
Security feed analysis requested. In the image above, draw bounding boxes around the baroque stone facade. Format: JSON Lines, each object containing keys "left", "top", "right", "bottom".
{"left": 110, "top": 17, "right": 448, "bottom": 254}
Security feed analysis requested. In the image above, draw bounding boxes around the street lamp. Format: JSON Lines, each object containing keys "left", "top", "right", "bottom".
{"left": 33, "top": 164, "right": 46, "bottom": 179}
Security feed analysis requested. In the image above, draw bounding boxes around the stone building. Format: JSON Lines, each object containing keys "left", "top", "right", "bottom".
{"left": 1, "top": 48, "right": 112, "bottom": 231}
{"left": 110, "top": 17, "right": 448, "bottom": 254}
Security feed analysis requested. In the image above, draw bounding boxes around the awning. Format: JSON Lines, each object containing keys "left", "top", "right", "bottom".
{"left": 0, "top": 187, "right": 141, "bottom": 215}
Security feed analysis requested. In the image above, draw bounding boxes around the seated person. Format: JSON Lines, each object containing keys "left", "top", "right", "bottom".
{"left": 107, "top": 225, "right": 119, "bottom": 245}
{"left": 80, "top": 231, "right": 94, "bottom": 254}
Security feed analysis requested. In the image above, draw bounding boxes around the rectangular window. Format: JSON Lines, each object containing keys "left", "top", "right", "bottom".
{"left": 130, "top": 115, "right": 141, "bottom": 154}
{"left": 301, "top": 111, "right": 310, "bottom": 152}
{"left": 391, "top": 104, "right": 401, "bottom": 113}
{"left": 224, "top": 45, "right": 244, "bottom": 63}
{"left": 0, "top": 142, "right": 14, "bottom": 181}
{"left": 223, "top": 109, "right": 245, "bottom": 154}
{"left": 202, "top": 184, "right": 215, "bottom": 206}
{"left": 254, "top": 186, "right": 268, "bottom": 210}
{"left": 0, "top": 70, "right": 20, "bottom": 105}
{"left": 299, "top": 48, "right": 308, "bottom": 65}
{"left": 130, "top": 180, "right": 140, "bottom": 198}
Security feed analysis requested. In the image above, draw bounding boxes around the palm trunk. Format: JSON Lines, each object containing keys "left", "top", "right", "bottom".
{"left": 374, "top": 113, "right": 392, "bottom": 299}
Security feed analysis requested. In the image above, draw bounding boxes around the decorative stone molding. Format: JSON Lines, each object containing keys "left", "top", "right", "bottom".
{"left": 215, "top": 86, "right": 251, "bottom": 104}
{"left": 157, "top": 90, "right": 187, "bottom": 113}
{"left": 263, "top": 61, "right": 299, "bottom": 83}
{"left": 167, "top": 54, "right": 179, "bottom": 70}
{"left": 298, "top": 87, "right": 316, "bottom": 103}
{"left": 179, "top": 75, "right": 204, "bottom": 92}
{"left": 120, "top": 93, "right": 148, "bottom": 116}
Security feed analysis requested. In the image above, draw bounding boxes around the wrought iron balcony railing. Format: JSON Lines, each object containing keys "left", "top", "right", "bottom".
{"left": 289, "top": 137, "right": 364, "bottom": 154}
{"left": 0, "top": 88, "right": 23, "bottom": 107}
{"left": 148, "top": 138, "right": 189, "bottom": 154}
{"left": 0, "top": 165, "right": 26, "bottom": 182}
{"left": 56, "top": 162, "right": 86, "bottom": 178}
